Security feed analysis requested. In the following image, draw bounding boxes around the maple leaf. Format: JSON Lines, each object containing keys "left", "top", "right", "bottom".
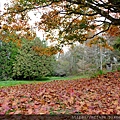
{"left": 0, "top": 71, "right": 120, "bottom": 115}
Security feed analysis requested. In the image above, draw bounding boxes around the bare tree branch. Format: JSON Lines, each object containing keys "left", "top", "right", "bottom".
{"left": 88, "top": 23, "right": 111, "bottom": 39}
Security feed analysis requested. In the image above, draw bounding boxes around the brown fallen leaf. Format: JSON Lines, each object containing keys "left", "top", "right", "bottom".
{"left": 0, "top": 71, "right": 119, "bottom": 114}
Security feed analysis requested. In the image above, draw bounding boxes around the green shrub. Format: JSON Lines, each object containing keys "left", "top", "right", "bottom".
{"left": 90, "top": 70, "right": 105, "bottom": 78}
{"left": 0, "top": 41, "right": 17, "bottom": 80}
{"left": 12, "top": 38, "right": 56, "bottom": 80}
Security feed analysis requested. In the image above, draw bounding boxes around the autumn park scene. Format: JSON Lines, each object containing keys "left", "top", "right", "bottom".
{"left": 0, "top": 0, "right": 120, "bottom": 119}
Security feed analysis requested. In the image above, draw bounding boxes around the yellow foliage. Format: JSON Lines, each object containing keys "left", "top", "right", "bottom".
{"left": 107, "top": 25, "right": 120, "bottom": 37}
{"left": 2, "top": 24, "right": 8, "bottom": 30}
{"left": 16, "top": 40, "right": 22, "bottom": 47}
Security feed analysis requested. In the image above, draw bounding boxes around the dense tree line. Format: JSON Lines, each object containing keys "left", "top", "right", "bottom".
{"left": 54, "top": 37, "right": 120, "bottom": 76}
{"left": 0, "top": 37, "right": 56, "bottom": 80}
{"left": 0, "top": 41, "right": 17, "bottom": 80}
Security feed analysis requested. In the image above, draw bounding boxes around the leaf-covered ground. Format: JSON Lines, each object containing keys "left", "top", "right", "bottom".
{"left": 0, "top": 71, "right": 120, "bottom": 115}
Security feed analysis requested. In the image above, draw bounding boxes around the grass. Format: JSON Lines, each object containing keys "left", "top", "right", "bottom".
{"left": 0, "top": 80, "right": 39, "bottom": 87}
{"left": 0, "top": 75, "right": 89, "bottom": 87}
{"left": 42, "top": 75, "right": 89, "bottom": 81}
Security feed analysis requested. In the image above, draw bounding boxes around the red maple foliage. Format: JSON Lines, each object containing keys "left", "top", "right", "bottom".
{"left": 0, "top": 71, "right": 120, "bottom": 119}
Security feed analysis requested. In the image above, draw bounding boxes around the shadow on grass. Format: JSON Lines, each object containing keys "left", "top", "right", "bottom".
{"left": 35, "top": 76, "right": 66, "bottom": 82}
{"left": 35, "top": 77, "right": 50, "bottom": 81}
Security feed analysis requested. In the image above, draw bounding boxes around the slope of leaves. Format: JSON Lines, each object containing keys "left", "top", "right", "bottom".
{"left": 0, "top": 71, "right": 120, "bottom": 115}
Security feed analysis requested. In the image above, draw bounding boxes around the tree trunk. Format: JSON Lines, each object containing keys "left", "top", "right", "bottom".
{"left": 100, "top": 47, "right": 103, "bottom": 70}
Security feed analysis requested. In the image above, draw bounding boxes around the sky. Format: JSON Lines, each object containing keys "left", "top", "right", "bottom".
{"left": 0, "top": 1, "right": 4, "bottom": 13}
{"left": 0, "top": 0, "right": 9, "bottom": 12}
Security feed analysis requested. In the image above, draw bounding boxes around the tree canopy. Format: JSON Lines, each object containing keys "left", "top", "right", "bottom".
{"left": 12, "top": 37, "right": 56, "bottom": 80}
{"left": 0, "top": 37, "right": 56, "bottom": 80}
{"left": 0, "top": 0, "right": 120, "bottom": 48}
{"left": 0, "top": 41, "right": 17, "bottom": 80}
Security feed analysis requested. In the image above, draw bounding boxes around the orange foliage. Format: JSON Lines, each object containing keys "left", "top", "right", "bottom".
{"left": 16, "top": 40, "right": 22, "bottom": 47}
{"left": 107, "top": 26, "right": 120, "bottom": 37}
{"left": 0, "top": 0, "right": 119, "bottom": 52}
{"left": 32, "top": 46, "right": 61, "bottom": 56}
{"left": 86, "top": 36, "right": 114, "bottom": 51}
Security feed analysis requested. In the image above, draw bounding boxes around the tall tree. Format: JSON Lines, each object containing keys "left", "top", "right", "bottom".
{"left": 0, "top": 41, "right": 17, "bottom": 80}
{"left": 113, "top": 37, "right": 120, "bottom": 51}
{"left": 0, "top": 0, "right": 119, "bottom": 48}
{"left": 12, "top": 37, "right": 56, "bottom": 80}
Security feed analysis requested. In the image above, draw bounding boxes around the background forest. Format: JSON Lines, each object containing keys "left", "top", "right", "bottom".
{"left": 0, "top": 35, "right": 120, "bottom": 80}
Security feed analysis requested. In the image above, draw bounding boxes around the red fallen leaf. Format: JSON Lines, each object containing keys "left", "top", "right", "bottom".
{"left": 50, "top": 102, "right": 55, "bottom": 107}
{"left": 33, "top": 105, "right": 40, "bottom": 109}
{"left": 12, "top": 100, "right": 18, "bottom": 107}
{"left": 81, "top": 103, "right": 88, "bottom": 112}
{"left": 74, "top": 104, "right": 81, "bottom": 111}
{"left": 112, "top": 100, "right": 118, "bottom": 106}
{"left": 14, "top": 110, "right": 22, "bottom": 114}
{"left": 20, "top": 98, "right": 28, "bottom": 103}
{"left": 105, "top": 109, "right": 114, "bottom": 114}
{"left": 53, "top": 104, "right": 61, "bottom": 111}
{"left": 116, "top": 106, "right": 120, "bottom": 111}
{"left": 69, "top": 88, "right": 74, "bottom": 96}
{"left": 34, "top": 108, "right": 40, "bottom": 114}
{"left": 89, "top": 106, "right": 95, "bottom": 110}
{"left": 64, "top": 99, "right": 69, "bottom": 105}
{"left": 1, "top": 100, "right": 10, "bottom": 112}
{"left": 39, "top": 105, "right": 49, "bottom": 114}
{"left": 28, "top": 108, "right": 33, "bottom": 114}
{"left": 9, "top": 112, "right": 15, "bottom": 115}
{"left": 0, "top": 71, "right": 120, "bottom": 114}
{"left": 68, "top": 96, "right": 74, "bottom": 105}
{"left": 39, "top": 89, "right": 45, "bottom": 96}
{"left": 39, "top": 99, "right": 46, "bottom": 105}
{"left": 118, "top": 98, "right": 120, "bottom": 105}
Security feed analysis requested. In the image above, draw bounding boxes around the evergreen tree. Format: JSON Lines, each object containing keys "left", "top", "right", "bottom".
{"left": 0, "top": 41, "right": 17, "bottom": 80}
{"left": 12, "top": 38, "right": 56, "bottom": 80}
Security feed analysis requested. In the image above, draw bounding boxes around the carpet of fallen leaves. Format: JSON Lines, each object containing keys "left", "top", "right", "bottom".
{"left": 0, "top": 71, "right": 120, "bottom": 115}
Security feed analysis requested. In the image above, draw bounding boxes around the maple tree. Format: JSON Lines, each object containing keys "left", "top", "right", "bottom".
{"left": 0, "top": 41, "right": 17, "bottom": 80}
{"left": 0, "top": 0, "right": 120, "bottom": 49}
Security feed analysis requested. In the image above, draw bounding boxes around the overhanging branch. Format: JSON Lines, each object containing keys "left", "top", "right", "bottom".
{"left": 1, "top": 1, "right": 54, "bottom": 16}
{"left": 87, "top": 23, "right": 111, "bottom": 39}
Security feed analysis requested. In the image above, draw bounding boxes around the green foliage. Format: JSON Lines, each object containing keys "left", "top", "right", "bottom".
{"left": 0, "top": 80, "right": 39, "bottom": 87}
{"left": 98, "top": 70, "right": 104, "bottom": 75}
{"left": 113, "top": 37, "right": 120, "bottom": 51}
{"left": 0, "top": 37, "right": 56, "bottom": 81}
{"left": 12, "top": 38, "right": 56, "bottom": 80}
{"left": 117, "top": 67, "right": 120, "bottom": 71}
{"left": 90, "top": 70, "right": 106, "bottom": 78}
{"left": 0, "top": 41, "right": 17, "bottom": 80}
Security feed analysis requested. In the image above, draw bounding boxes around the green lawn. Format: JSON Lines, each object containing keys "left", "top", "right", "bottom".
{"left": 0, "top": 75, "right": 89, "bottom": 87}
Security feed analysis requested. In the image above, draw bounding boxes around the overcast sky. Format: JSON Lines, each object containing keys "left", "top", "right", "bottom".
{"left": 0, "top": 0, "right": 10, "bottom": 12}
